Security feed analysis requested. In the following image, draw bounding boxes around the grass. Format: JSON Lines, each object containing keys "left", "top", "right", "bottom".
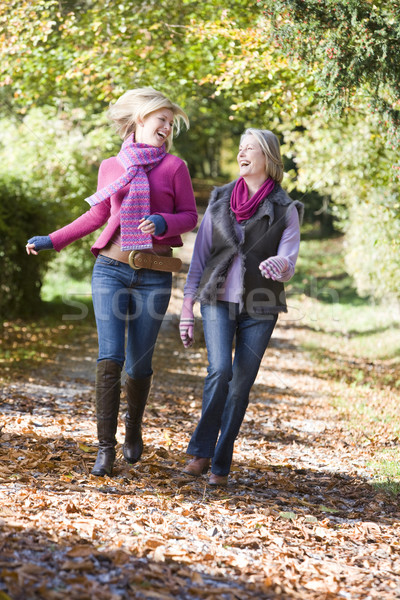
{"left": 368, "top": 449, "right": 400, "bottom": 496}
{"left": 287, "top": 235, "right": 400, "bottom": 361}
{"left": 286, "top": 233, "right": 400, "bottom": 495}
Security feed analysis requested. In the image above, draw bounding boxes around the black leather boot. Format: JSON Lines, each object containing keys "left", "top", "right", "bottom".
{"left": 91, "top": 359, "right": 121, "bottom": 477}
{"left": 123, "top": 374, "right": 152, "bottom": 464}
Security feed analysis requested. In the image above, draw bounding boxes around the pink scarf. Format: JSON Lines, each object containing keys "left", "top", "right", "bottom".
{"left": 230, "top": 176, "right": 275, "bottom": 223}
{"left": 85, "top": 134, "right": 166, "bottom": 250}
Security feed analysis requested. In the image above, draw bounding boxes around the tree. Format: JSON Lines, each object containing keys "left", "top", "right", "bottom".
{"left": 258, "top": 0, "right": 400, "bottom": 150}
{"left": 0, "top": 176, "right": 57, "bottom": 316}
{"left": 0, "top": 1, "right": 257, "bottom": 111}
{"left": 1, "top": 0, "right": 314, "bottom": 179}
{"left": 283, "top": 106, "right": 400, "bottom": 300}
{"left": 0, "top": 0, "right": 271, "bottom": 178}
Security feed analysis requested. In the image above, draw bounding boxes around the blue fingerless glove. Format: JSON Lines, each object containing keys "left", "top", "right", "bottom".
{"left": 144, "top": 214, "right": 167, "bottom": 236}
{"left": 27, "top": 236, "right": 54, "bottom": 251}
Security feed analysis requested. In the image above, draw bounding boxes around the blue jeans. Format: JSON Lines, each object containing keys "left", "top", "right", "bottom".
{"left": 91, "top": 255, "right": 172, "bottom": 378}
{"left": 187, "top": 301, "right": 278, "bottom": 476}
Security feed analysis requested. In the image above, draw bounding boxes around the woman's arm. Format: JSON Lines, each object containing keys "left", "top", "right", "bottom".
{"left": 183, "top": 209, "right": 213, "bottom": 299}
{"left": 49, "top": 201, "right": 111, "bottom": 252}
{"left": 49, "top": 161, "right": 112, "bottom": 252}
{"left": 260, "top": 205, "right": 301, "bottom": 282}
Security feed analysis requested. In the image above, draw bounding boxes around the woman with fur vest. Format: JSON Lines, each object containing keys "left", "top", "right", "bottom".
{"left": 179, "top": 128, "right": 303, "bottom": 486}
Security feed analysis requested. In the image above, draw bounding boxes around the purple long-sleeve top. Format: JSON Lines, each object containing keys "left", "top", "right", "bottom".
{"left": 49, "top": 153, "right": 197, "bottom": 256}
{"left": 184, "top": 205, "right": 300, "bottom": 304}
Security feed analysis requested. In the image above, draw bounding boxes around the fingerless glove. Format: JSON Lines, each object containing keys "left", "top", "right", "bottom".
{"left": 27, "top": 236, "right": 54, "bottom": 251}
{"left": 144, "top": 214, "right": 167, "bottom": 236}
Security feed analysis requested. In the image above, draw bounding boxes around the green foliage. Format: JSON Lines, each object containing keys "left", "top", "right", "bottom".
{"left": 289, "top": 236, "right": 400, "bottom": 360}
{"left": 0, "top": 1, "right": 315, "bottom": 170}
{"left": 0, "top": 0, "right": 258, "bottom": 110}
{"left": 282, "top": 107, "right": 400, "bottom": 300}
{"left": 1, "top": 0, "right": 398, "bottom": 306}
{"left": 0, "top": 107, "right": 117, "bottom": 282}
{"left": 346, "top": 192, "right": 400, "bottom": 300}
{"left": 260, "top": 0, "right": 400, "bottom": 148}
{"left": 0, "top": 107, "right": 115, "bottom": 220}
{"left": 0, "top": 177, "right": 56, "bottom": 318}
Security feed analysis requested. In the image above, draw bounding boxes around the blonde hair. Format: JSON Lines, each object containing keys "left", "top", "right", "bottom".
{"left": 241, "top": 128, "right": 284, "bottom": 183}
{"left": 107, "top": 87, "right": 189, "bottom": 151}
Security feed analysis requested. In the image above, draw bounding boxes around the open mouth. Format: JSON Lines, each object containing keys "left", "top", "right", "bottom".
{"left": 240, "top": 161, "right": 250, "bottom": 167}
{"left": 157, "top": 131, "right": 167, "bottom": 140}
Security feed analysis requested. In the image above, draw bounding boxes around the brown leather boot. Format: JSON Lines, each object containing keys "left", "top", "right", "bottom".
{"left": 209, "top": 473, "right": 229, "bottom": 486}
{"left": 91, "top": 360, "right": 121, "bottom": 477}
{"left": 123, "top": 374, "right": 152, "bottom": 464}
{"left": 183, "top": 457, "right": 211, "bottom": 476}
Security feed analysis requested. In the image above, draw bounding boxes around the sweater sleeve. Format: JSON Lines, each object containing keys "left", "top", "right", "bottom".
{"left": 152, "top": 161, "right": 198, "bottom": 240}
{"left": 273, "top": 204, "right": 301, "bottom": 282}
{"left": 183, "top": 209, "right": 213, "bottom": 299}
{"left": 49, "top": 162, "right": 112, "bottom": 252}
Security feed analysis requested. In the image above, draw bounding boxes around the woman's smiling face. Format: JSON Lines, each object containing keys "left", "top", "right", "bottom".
{"left": 136, "top": 108, "right": 175, "bottom": 147}
{"left": 237, "top": 134, "right": 267, "bottom": 179}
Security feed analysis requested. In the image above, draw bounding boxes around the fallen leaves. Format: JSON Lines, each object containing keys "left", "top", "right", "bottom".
{"left": 1, "top": 291, "right": 400, "bottom": 599}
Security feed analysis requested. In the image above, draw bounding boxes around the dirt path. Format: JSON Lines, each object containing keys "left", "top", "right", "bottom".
{"left": 1, "top": 243, "right": 400, "bottom": 599}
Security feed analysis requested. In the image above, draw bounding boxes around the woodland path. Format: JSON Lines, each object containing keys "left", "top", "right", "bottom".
{"left": 1, "top": 232, "right": 399, "bottom": 600}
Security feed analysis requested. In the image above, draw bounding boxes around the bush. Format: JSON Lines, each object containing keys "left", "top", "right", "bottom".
{"left": 345, "top": 192, "right": 400, "bottom": 302}
{"left": 0, "top": 178, "right": 57, "bottom": 319}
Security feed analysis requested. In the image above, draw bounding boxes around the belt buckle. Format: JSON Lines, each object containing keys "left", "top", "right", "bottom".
{"left": 128, "top": 251, "right": 141, "bottom": 270}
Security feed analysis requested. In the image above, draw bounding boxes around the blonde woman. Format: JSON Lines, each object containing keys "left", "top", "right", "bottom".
{"left": 27, "top": 88, "right": 197, "bottom": 476}
{"left": 180, "top": 129, "right": 303, "bottom": 486}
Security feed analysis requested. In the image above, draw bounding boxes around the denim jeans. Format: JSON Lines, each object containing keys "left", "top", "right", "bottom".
{"left": 187, "top": 301, "right": 278, "bottom": 476}
{"left": 91, "top": 255, "right": 172, "bottom": 378}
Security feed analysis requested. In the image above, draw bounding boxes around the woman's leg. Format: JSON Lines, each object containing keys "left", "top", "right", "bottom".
{"left": 123, "top": 269, "right": 172, "bottom": 462}
{"left": 211, "top": 313, "right": 278, "bottom": 476}
{"left": 124, "top": 269, "right": 172, "bottom": 379}
{"left": 92, "top": 256, "right": 132, "bottom": 367}
{"left": 186, "top": 302, "right": 238, "bottom": 458}
{"left": 91, "top": 256, "right": 133, "bottom": 475}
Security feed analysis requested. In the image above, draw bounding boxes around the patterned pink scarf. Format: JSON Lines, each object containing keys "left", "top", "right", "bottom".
{"left": 230, "top": 176, "right": 275, "bottom": 223}
{"left": 85, "top": 134, "right": 166, "bottom": 250}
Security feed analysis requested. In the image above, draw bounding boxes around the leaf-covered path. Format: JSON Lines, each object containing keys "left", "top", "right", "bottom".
{"left": 1, "top": 269, "right": 400, "bottom": 600}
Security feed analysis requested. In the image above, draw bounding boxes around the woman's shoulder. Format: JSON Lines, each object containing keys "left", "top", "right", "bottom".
{"left": 99, "top": 156, "right": 124, "bottom": 176}
{"left": 210, "top": 180, "right": 237, "bottom": 201}
{"left": 268, "top": 183, "right": 293, "bottom": 204}
{"left": 162, "top": 153, "right": 188, "bottom": 170}
{"left": 269, "top": 184, "right": 304, "bottom": 224}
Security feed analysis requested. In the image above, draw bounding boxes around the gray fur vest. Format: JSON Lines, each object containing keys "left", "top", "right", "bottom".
{"left": 197, "top": 180, "right": 304, "bottom": 316}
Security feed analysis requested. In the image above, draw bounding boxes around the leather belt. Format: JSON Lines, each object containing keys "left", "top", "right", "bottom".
{"left": 99, "top": 244, "right": 182, "bottom": 272}
{"left": 128, "top": 250, "right": 182, "bottom": 272}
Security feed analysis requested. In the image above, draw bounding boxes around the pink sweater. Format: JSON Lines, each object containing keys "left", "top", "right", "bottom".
{"left": 50, "top": 153, "right": 198, "bottom": 256}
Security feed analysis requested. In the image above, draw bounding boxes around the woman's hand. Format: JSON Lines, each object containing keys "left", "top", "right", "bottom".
{"left": 138, "top": 218, "right": 156, "bottom": 235}
{"left": 26, "top": 236, "right": 54, "bottom": 255}
{"left": 259, "top": 256, "right": 289, "bottom": 280}
{"left": 138, "top": 215, "right": 167, "bottom": 236}
{"left": 179, "top": 296, "right": 195, "bottom": 348}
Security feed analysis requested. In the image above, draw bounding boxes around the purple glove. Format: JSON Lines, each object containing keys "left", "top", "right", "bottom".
{"left": 179, "top": 296, "right": 195, "bottom": 348}
{"left": 259, "top": 256, "right": 289, "bottom": 281}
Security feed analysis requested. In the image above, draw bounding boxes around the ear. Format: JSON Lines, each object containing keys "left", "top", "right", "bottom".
{"left": 137, "top": 118, "right": 145, "bottom": 127}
